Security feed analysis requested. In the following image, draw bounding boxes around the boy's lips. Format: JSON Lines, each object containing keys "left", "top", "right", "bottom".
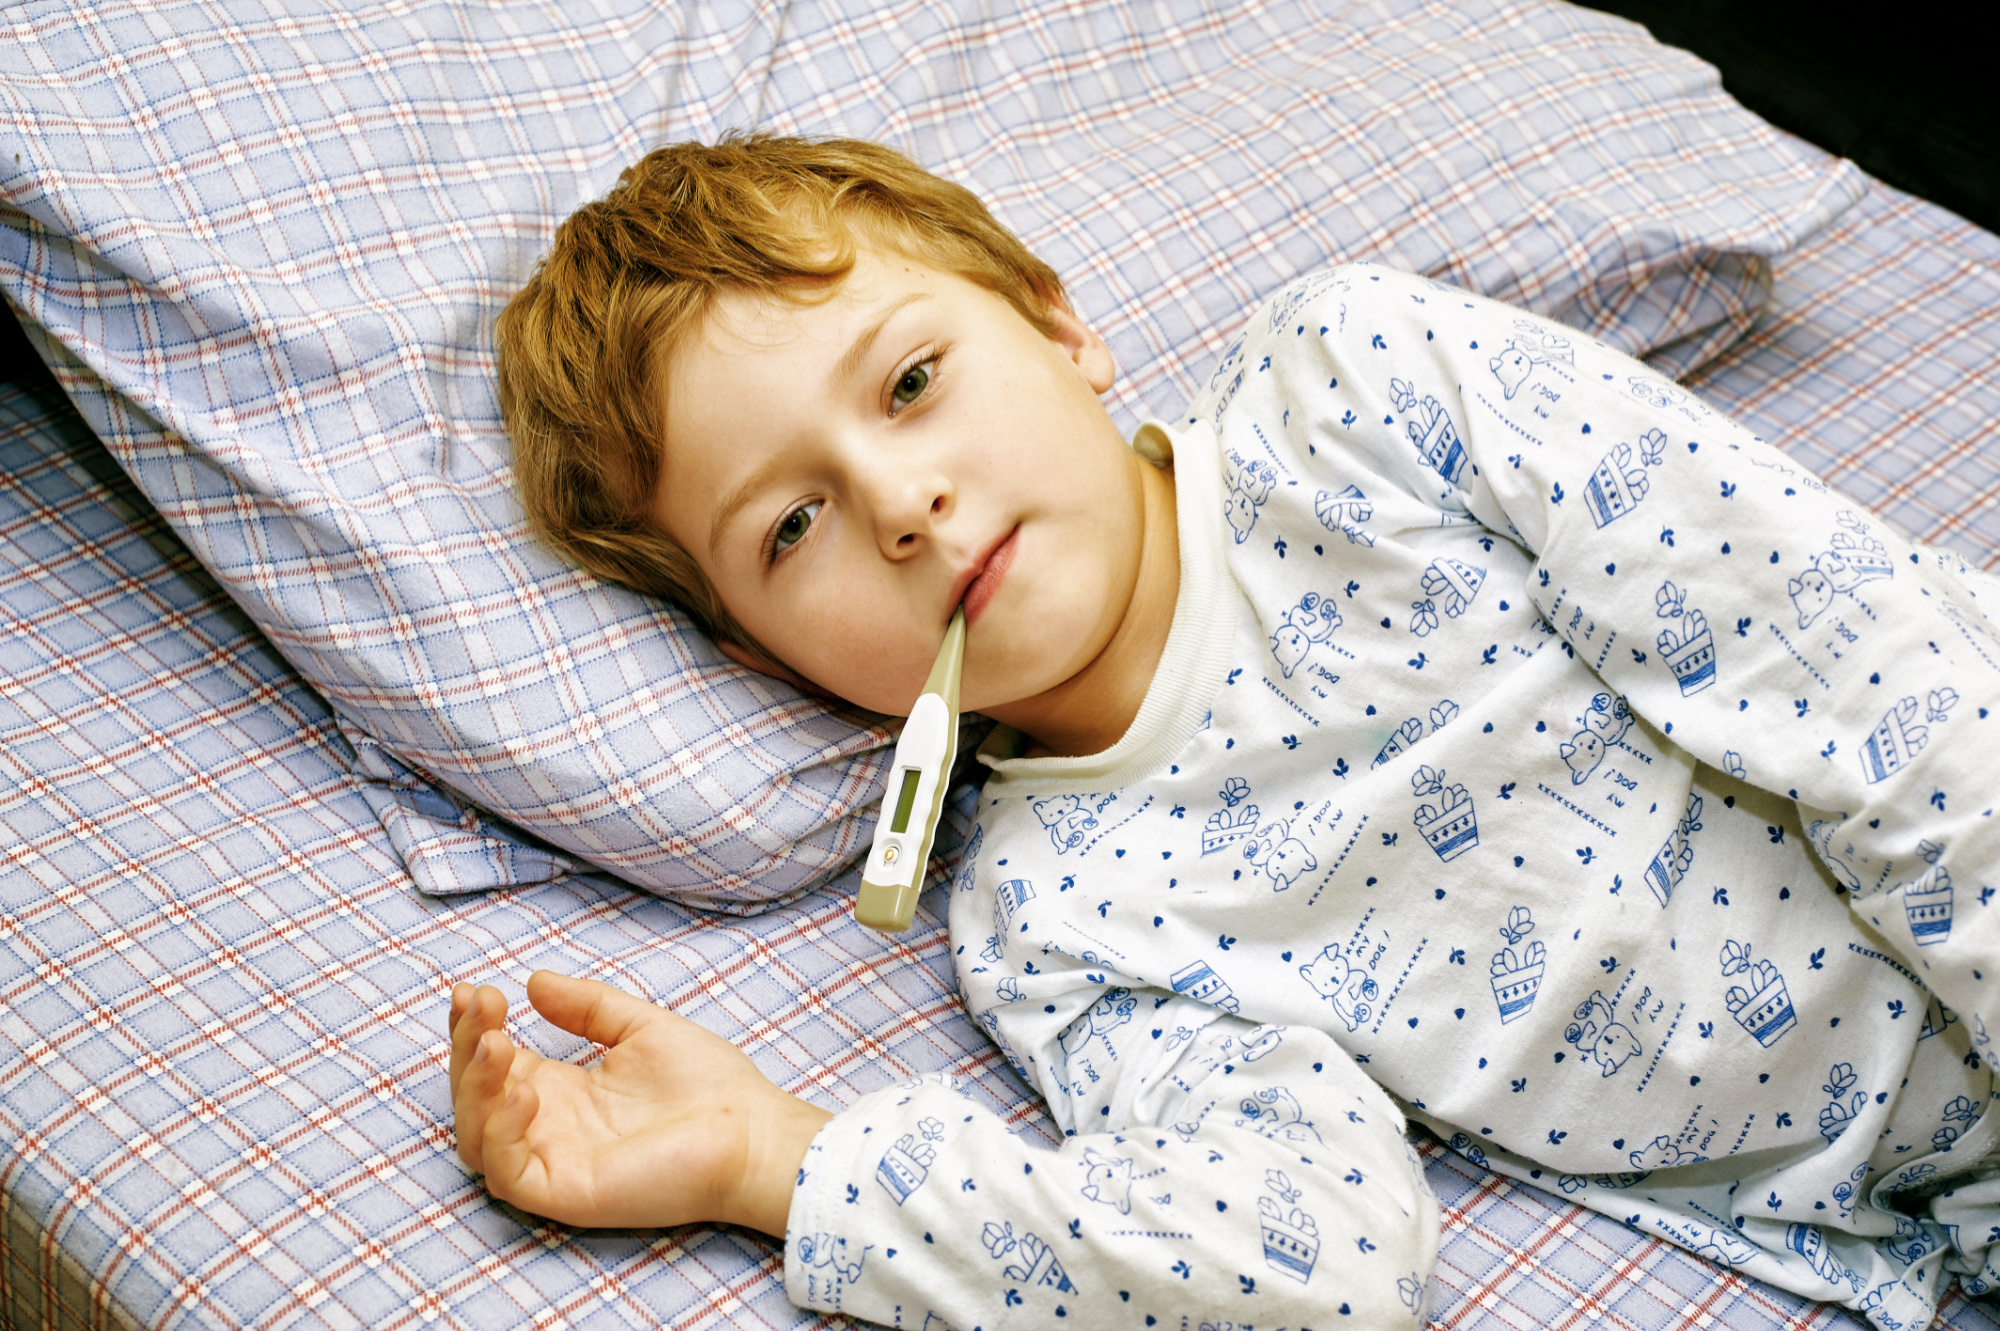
{"left": 957, "top": 526, "right": 1019, "bottom": 626}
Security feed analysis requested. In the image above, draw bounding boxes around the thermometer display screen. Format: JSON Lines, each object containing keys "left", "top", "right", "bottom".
{"left": 889, "top": 768, "right": 923, "bottom": 834}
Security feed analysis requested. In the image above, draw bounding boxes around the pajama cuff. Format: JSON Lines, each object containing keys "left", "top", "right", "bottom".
{"left": 782, "top": 1073, "right": 965, "bottom": 1316}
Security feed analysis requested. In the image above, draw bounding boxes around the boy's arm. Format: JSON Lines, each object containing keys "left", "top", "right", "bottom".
{"left": 785, "top": 994, "right": 1437, "bottom": 1329}
{"left": 1288, "top": 265, "right": 1998, "bottom": 1042}
{"left": 450, "top": 972, "right": 1437, "bottom": 1327}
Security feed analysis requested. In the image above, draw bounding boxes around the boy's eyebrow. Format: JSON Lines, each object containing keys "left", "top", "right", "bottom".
{"left": 710, "top": 452, "right": 789, "bottom": 555}
{"left": 831, "top": 292, "right": 930, "bottom": 387}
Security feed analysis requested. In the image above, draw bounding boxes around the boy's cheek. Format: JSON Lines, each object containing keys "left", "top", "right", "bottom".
{"left": 805, "top": 625, "right": 939, "bottom": 715}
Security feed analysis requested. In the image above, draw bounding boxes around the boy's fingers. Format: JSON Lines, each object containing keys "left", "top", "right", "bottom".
{"left": 502, "top": 1044, "right": 543, "bottom": 1095}
{"left": 447, "top": 984, "right": 475, "bottom": 1080}
{"left": 481, "top": 1081, "right": 545, "bottom": 1210}
{"left": 449, "top": 985, "right": 507, "bottom": 1086}
{"left": 453, "top": 1029, "right": 516, "bottom": 1172}
{"left": 526, "top": 970, "right": 666, "bottom": 1050}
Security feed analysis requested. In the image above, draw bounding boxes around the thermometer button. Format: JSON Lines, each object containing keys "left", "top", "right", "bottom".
{"left": 882, "top": 844, "right": 901, "bottom": 865}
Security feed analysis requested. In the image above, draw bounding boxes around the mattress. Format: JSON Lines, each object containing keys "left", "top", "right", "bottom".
{"left": 3, "top": 174, "right": 1997, "bottom": 1331}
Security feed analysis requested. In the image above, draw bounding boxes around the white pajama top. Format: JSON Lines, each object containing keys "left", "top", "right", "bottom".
{"left": 783, "top": 264, "right": 2000, "bottom": 1331}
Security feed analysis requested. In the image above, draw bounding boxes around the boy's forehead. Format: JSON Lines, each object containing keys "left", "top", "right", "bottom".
{"left": 694, "top": 254, "right": 932, "bottom": 359}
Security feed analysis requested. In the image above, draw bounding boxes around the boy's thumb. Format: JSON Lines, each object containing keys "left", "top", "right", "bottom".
{"left": 526, "top": 970, "right": 660, "bottom": 1047}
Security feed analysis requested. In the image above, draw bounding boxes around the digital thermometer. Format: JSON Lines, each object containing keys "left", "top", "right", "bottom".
{"left": 854, "top": 608, "right": 966, "bottom": 932}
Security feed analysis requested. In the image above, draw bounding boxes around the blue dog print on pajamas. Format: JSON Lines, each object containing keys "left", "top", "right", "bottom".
{"left": 1487, "top": 318, "right": 1575, "bottom": 400}
{"left": 1558, "top": 692, "right": 1634, "bottom": 785}
{"left": 1298, "top": 945, "right": 1377, "bottom": 1031}
{"left": 1059, "top": 987, "right": 1138, "bottom": 1058}
{"left": 1078, "top": 1148, "right": 1137, "bottom": 1214}
{"left": 1234, "top": 1086, "right": 1324, "bottom": 1145}
{"left": 1034, "top": 796, "right": 1096, "bottom": 851}
{"left": 1789, "top": 511, "right": 1893, "bottom": 630}
{"left": 1224, "top": 449, "right": 1277, "bottom": 544}
{"left": 1270, "top": 591, "right": 1342, "bottom": 678}
{"left": 1564, "top": 989, "right": 1643, "bottom": 1076}
{"left": 1245, "top": 813, "right": 1317, "bottom": 889}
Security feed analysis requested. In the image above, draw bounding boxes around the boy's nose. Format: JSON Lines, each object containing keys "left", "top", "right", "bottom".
{"left": 869, "top": 465, "right": 953, "bottom": 557}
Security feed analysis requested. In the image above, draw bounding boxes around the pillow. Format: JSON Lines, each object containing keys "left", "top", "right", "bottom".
{"left": 0, "top": 0, "right": 1864, "bottom": 904}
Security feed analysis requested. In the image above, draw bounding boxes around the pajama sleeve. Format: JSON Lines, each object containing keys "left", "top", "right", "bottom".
{"left": 1289, "top": 264, "right": 2000, "bottom": 1054}
{"left": 782, "top": 990, "right": 1437, "bottom": 1330}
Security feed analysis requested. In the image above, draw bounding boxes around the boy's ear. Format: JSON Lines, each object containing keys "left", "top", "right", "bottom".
{"left": 1043, "top": 296, "right": 1116, "bottom": 395}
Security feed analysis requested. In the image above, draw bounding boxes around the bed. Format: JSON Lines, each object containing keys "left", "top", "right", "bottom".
{"left": 3, "top": 0, "right": 1997, "bottom": 1327}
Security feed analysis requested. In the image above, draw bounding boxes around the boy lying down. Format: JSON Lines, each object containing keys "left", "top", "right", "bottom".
{"left": 451, "top": 135, "right": 1999, "bottom": 1330}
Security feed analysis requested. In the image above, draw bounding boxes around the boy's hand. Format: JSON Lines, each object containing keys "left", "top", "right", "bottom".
{"left": 448, "top": 971, "right": 830, "bottom": 1237}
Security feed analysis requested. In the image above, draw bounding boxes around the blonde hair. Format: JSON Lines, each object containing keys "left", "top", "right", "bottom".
{"left": 496, "top": 132, "right": 1066, "bottom": 649}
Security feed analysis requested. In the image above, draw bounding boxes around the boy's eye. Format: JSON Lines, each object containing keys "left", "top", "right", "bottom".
{"left": 891, "top": 362, "right": 931, "bottom": 408}
{"left": 773, "top": 500, "right": 820, "bottom": 554}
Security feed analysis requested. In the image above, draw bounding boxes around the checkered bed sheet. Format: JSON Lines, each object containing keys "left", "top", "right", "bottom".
{"left": 4, "top": 172, "right": 1999, "bottom": 1330}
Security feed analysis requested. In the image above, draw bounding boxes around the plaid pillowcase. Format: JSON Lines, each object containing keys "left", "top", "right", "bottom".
{"left": 0, "top": 0, "right": 1862, "bottom": 901}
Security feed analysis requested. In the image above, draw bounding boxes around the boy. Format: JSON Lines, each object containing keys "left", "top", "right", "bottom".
{"left": 453, "top": 135, "right": 1997, "bottom": 1331}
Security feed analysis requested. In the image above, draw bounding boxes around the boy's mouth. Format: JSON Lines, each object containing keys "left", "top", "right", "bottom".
{"left": 957, "top": 526, "right": 1019, "bottom": 627}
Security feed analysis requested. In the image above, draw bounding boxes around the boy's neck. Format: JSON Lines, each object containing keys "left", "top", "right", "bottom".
{"left": 979, "top": 459, "right": 1179, "bottom": 759}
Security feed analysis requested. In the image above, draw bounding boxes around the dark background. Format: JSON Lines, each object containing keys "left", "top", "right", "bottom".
{"left": 2, "top": 305, "right": 55, "bottom": 392}
{"left": 5, "top": 0, "right": 1997, "bottom": 387}
{"left": 1582, "top": 0, "right": 1998, "bottom": 235}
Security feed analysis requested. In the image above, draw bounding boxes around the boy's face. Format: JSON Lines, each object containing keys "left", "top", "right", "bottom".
{"left": 653, "top": 247, "right": 1152, "bottom": 719}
